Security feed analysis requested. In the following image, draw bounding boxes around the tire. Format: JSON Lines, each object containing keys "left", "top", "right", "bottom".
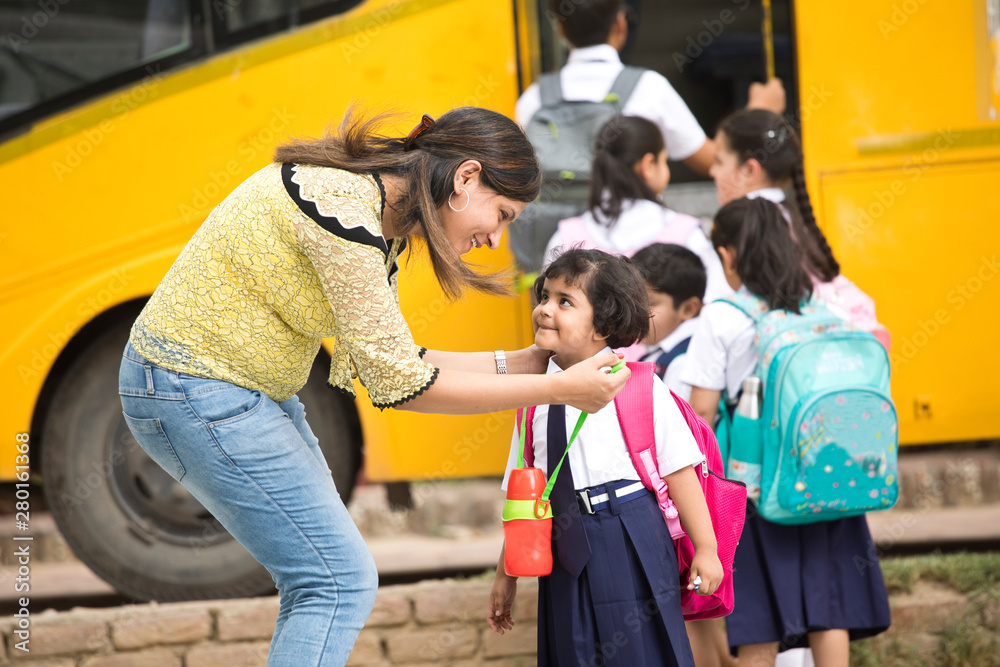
{"left": 41, "top": 316, "right": 362, "bottom": 602}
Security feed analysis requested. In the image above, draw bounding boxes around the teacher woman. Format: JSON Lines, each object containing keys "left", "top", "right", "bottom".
{"left": 118, "top": 106, "right": 630, "bottom": 666}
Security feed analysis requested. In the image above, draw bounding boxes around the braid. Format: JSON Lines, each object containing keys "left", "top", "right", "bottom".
{"left": 792, "top": 163, "right": 840, "bottom": 281}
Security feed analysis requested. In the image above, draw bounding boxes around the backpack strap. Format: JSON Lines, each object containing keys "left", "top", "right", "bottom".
{"left": 615, "top": 362, "right": 683, "bottom": 538}
{"left": 650, "top": 212, "right": 702, "bottom": 246}
{"left": 605, "top": 66, "right": 646, "bottom": 106}
{"left": 714, "top": 289, "right": 769, "bottom": 325}
{"left": 538, "top": 72, "right": 563, "bottom": 108}
{"left": 655, "top": 336, "right": 692, "bottom": 376}
{"left": 516, "top": 406, "right": 537, "bottom": 468}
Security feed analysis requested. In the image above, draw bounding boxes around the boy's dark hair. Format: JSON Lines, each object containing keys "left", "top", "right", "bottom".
{"left": 632, "top": 243, "right": 707, "bottom": 307}
{"left": 717, "top": 109, "right": 839, "bottom": 283}
{"left": 534, "top": 248, "right": 649, "bottom": 348}
{"left": 590, "top": 116, "right": 664, "bottom": 227}
{"left": 712, "top": 198, "right": 813, "bottom": 314}
{"left": 548, "top": 0, "right": 624, "bottom": 48}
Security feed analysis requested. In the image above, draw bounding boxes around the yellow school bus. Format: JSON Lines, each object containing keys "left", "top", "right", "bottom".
{"left": 2, "top": 0, "right": 997, "bottom": 602}
{"left": 0, "top": 0, "right": 543, "bottom": 601}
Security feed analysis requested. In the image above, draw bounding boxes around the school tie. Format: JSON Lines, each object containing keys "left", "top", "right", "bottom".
{"left": 547, "top": 404, "right": 592, "bottom": 578}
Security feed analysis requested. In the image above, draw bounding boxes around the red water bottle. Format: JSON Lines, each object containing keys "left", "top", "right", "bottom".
{"left": 502, "top": 467, "right": 553, "bottom": 577}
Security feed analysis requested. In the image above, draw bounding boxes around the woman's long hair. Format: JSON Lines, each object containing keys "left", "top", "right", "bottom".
{"left": 712, "top": 197, "right": 813, "bottom": 313}
{"left": 589, "top": 115, "right": 664, "bottom": 228}
{"left": 717, "top": 109, "right": 839, "bottom": 282}
{"left": 275, "top": 106, "right": 541, "bottom": 298}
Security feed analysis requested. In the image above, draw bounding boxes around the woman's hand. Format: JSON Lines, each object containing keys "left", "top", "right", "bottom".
{"left": 514, "top": 345, "right": 552, "bottom": 375}
{"left": 488, "top": 571, "right": 518, "bottom": 634}
{"left": 553, "top": 352, "right": 630, "bottom": 413}
{"left": 688, "top": 548, "right": 723, "bottom": 596}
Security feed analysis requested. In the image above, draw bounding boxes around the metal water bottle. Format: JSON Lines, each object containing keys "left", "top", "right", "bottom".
{"left": 736, "top": 376, "right": 762, "bottom": 419}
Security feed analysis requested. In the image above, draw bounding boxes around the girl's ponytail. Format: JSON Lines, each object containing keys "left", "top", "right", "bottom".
{"left": 717, "top": 109, "right": 842, "bottom": 282}
{"left": 791, "top": 163, "right": 840, "bottom": 281}
{"left": 589, "top": 116, "right": 664, "bottom": 227}
{"left": 712, "top": 197, "right": 812, "bottom": 313}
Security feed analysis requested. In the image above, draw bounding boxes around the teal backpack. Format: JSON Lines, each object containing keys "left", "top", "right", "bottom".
{"left": 720, "top": 288, "right": 899, "bottom": 525}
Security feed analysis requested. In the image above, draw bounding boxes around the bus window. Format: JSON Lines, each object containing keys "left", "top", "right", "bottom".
{"left": 212, "top": 0, "right": 365, "bottom": 48}
{"left": 0, "top": 0, "right": 195, "bottom": 122}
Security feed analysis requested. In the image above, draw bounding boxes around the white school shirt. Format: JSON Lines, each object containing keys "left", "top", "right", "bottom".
{"left": 501, "top": 348, "right": 704, "bottom": 491}
{"left": 542, "top": 198, "right": 732, "bottom": 303}
{"left": 642, "top": 317, "right": 701, "bottom": 401}
{"left": 515, "top": 44, "right": 707, "bottom": 161}
{"left": 679, "top": 300, "right": 757, "bottom": 399}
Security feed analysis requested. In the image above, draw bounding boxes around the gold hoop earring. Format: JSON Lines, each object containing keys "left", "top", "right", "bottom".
{"left": 448, "top": 187, "right": 470, "bottom": 212}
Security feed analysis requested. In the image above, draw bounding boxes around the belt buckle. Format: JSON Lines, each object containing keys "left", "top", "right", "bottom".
{"left": 577, "top": 489, "right": 595, "bottom": 515}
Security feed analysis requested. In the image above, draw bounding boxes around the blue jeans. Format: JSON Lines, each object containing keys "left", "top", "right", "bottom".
{"left": 119, "top": 342, "right": 377, "bottom": 666}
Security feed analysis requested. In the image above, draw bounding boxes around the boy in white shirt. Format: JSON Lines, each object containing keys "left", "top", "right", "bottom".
{"left": 517, "top": 0, "right": 786, "bottom": 176}
{"left": 632, "top": 243, "right": 707, "bottom": 401}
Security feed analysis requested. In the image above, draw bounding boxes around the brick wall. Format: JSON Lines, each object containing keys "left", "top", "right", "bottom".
{"left": 0, "top": 578, "right": 538, "bottom": 667}
{"left": 0, "top": 574, "right": 992, "bottom": 666}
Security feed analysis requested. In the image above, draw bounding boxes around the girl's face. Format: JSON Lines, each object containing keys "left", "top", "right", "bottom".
{"left": 635, "top": 149, "right": 670, "bottom": 194}
{"left": 438, "top": 161, "right": 526, "bottom": 257}
{"left": 710, "top": 132, "right": 756, "bottom": 204}
{"left": 533, "top": 274, "right": 608, "bottom": 368}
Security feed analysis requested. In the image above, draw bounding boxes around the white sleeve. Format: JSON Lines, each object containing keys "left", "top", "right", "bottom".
{"left": 542, "top": 229, "right": 564, "bottom": 270}
{"left": 623, "top": 71, "right": 707, "bottom": 161}
{"left": 679, "top": 304, "right": 731, "bottom": 391}
{"left": 652, "top": 375, "right": 705, "bottom": 475}
{"left": 663, "top": 354, "right": 693, "bottom": 401}
{"left": 515, "top": 84, "right": 542, "bottom": 128}
{"left": 500, "top": 425, "right": 520, "bottom": 491}
{"left": 685, "top": 227, "right": 733, "bottom": 303}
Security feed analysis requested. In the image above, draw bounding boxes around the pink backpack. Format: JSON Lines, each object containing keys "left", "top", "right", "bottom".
{"left": 517, "top": 362, "right": 748, "bottom": 620}
{"left": 557, "top": 212, "right": 701, "bottom": 258}
{"left": 812, "top": 274, "right": 892, "bottom": 352}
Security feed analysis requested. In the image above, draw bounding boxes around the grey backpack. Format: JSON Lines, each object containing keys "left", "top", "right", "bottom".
{"left": 511, "top": 66, "right": 646, "bottom": 273}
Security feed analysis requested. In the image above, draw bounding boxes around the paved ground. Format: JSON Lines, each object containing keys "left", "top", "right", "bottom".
{"left": 2, "top": 495, "right": 997, "bottom": 609}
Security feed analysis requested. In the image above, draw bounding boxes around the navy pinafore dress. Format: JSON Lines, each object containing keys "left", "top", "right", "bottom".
{"left": 535, "top": 406, "right": 695, "bottom": 667}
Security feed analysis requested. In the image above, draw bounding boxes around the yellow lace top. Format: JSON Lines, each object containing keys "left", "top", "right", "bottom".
{"left": 130, "top": 163, "right": 438, "bottom": 407}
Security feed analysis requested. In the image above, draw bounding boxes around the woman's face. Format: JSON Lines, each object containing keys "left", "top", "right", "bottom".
{"left": 438, "top": 161, "right": 527, "bottom": 257}
{"left": 710, "top": 132, "right": 755, "bottom": 205}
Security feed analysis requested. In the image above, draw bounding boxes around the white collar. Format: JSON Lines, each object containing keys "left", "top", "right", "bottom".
{"left": 657, "top": 317, "right": 700, "bottom": 353}
{"left": 547, "top": 345, "right": 614, "bottom": 374}
{"left": 566, "top": 44, "right": 621, "bottom": 65}
{"left": 746, "top": 187, "right": 786, "bottom": 203}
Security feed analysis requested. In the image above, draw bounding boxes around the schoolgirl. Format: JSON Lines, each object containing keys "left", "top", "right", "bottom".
{"left": 710, "top": 109, "right": 889, "bottom": 348}
{"left": 681, "top": 198, "right": 891, "bottom": 665}
{"left": 487, "top": 248, "right": 723, "bottom": 667}
{"left": 543, "top": 116, "right": 731, "bottom": 303}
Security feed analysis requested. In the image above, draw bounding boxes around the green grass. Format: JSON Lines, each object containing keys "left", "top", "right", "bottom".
{"left": 879, "top": 550, "right": 1000, "bottom": 595}
{"left": 850, "top": 551, "right": 1000, "bottom": 667}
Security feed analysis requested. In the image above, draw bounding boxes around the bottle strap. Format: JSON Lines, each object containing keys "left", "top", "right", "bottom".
{"left": 540, "top": 410, "right": 588, "bottom": 503}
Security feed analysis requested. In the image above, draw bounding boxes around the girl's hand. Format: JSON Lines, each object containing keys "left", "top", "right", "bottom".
{"left": 555, "top": 352, "right": 630, "bottom": 413}
{"left": 487, "top": 572, "right": 518, "bottom": 634}
{"left": 688, "top": 549, "right": 723, "bottom": 596}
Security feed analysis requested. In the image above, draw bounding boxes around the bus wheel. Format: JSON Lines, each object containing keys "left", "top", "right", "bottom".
{"left": 41, "top": 317, "right": 362, "bottom": 602}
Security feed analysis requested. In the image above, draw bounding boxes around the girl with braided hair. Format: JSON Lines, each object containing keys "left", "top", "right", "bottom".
{"left": 710, "top": 109, "right": 889, "bottom": 350}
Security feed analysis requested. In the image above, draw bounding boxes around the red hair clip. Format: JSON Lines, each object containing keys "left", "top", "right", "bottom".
{"left": 404, "top": 114, "right": 435, "bottom": 151}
